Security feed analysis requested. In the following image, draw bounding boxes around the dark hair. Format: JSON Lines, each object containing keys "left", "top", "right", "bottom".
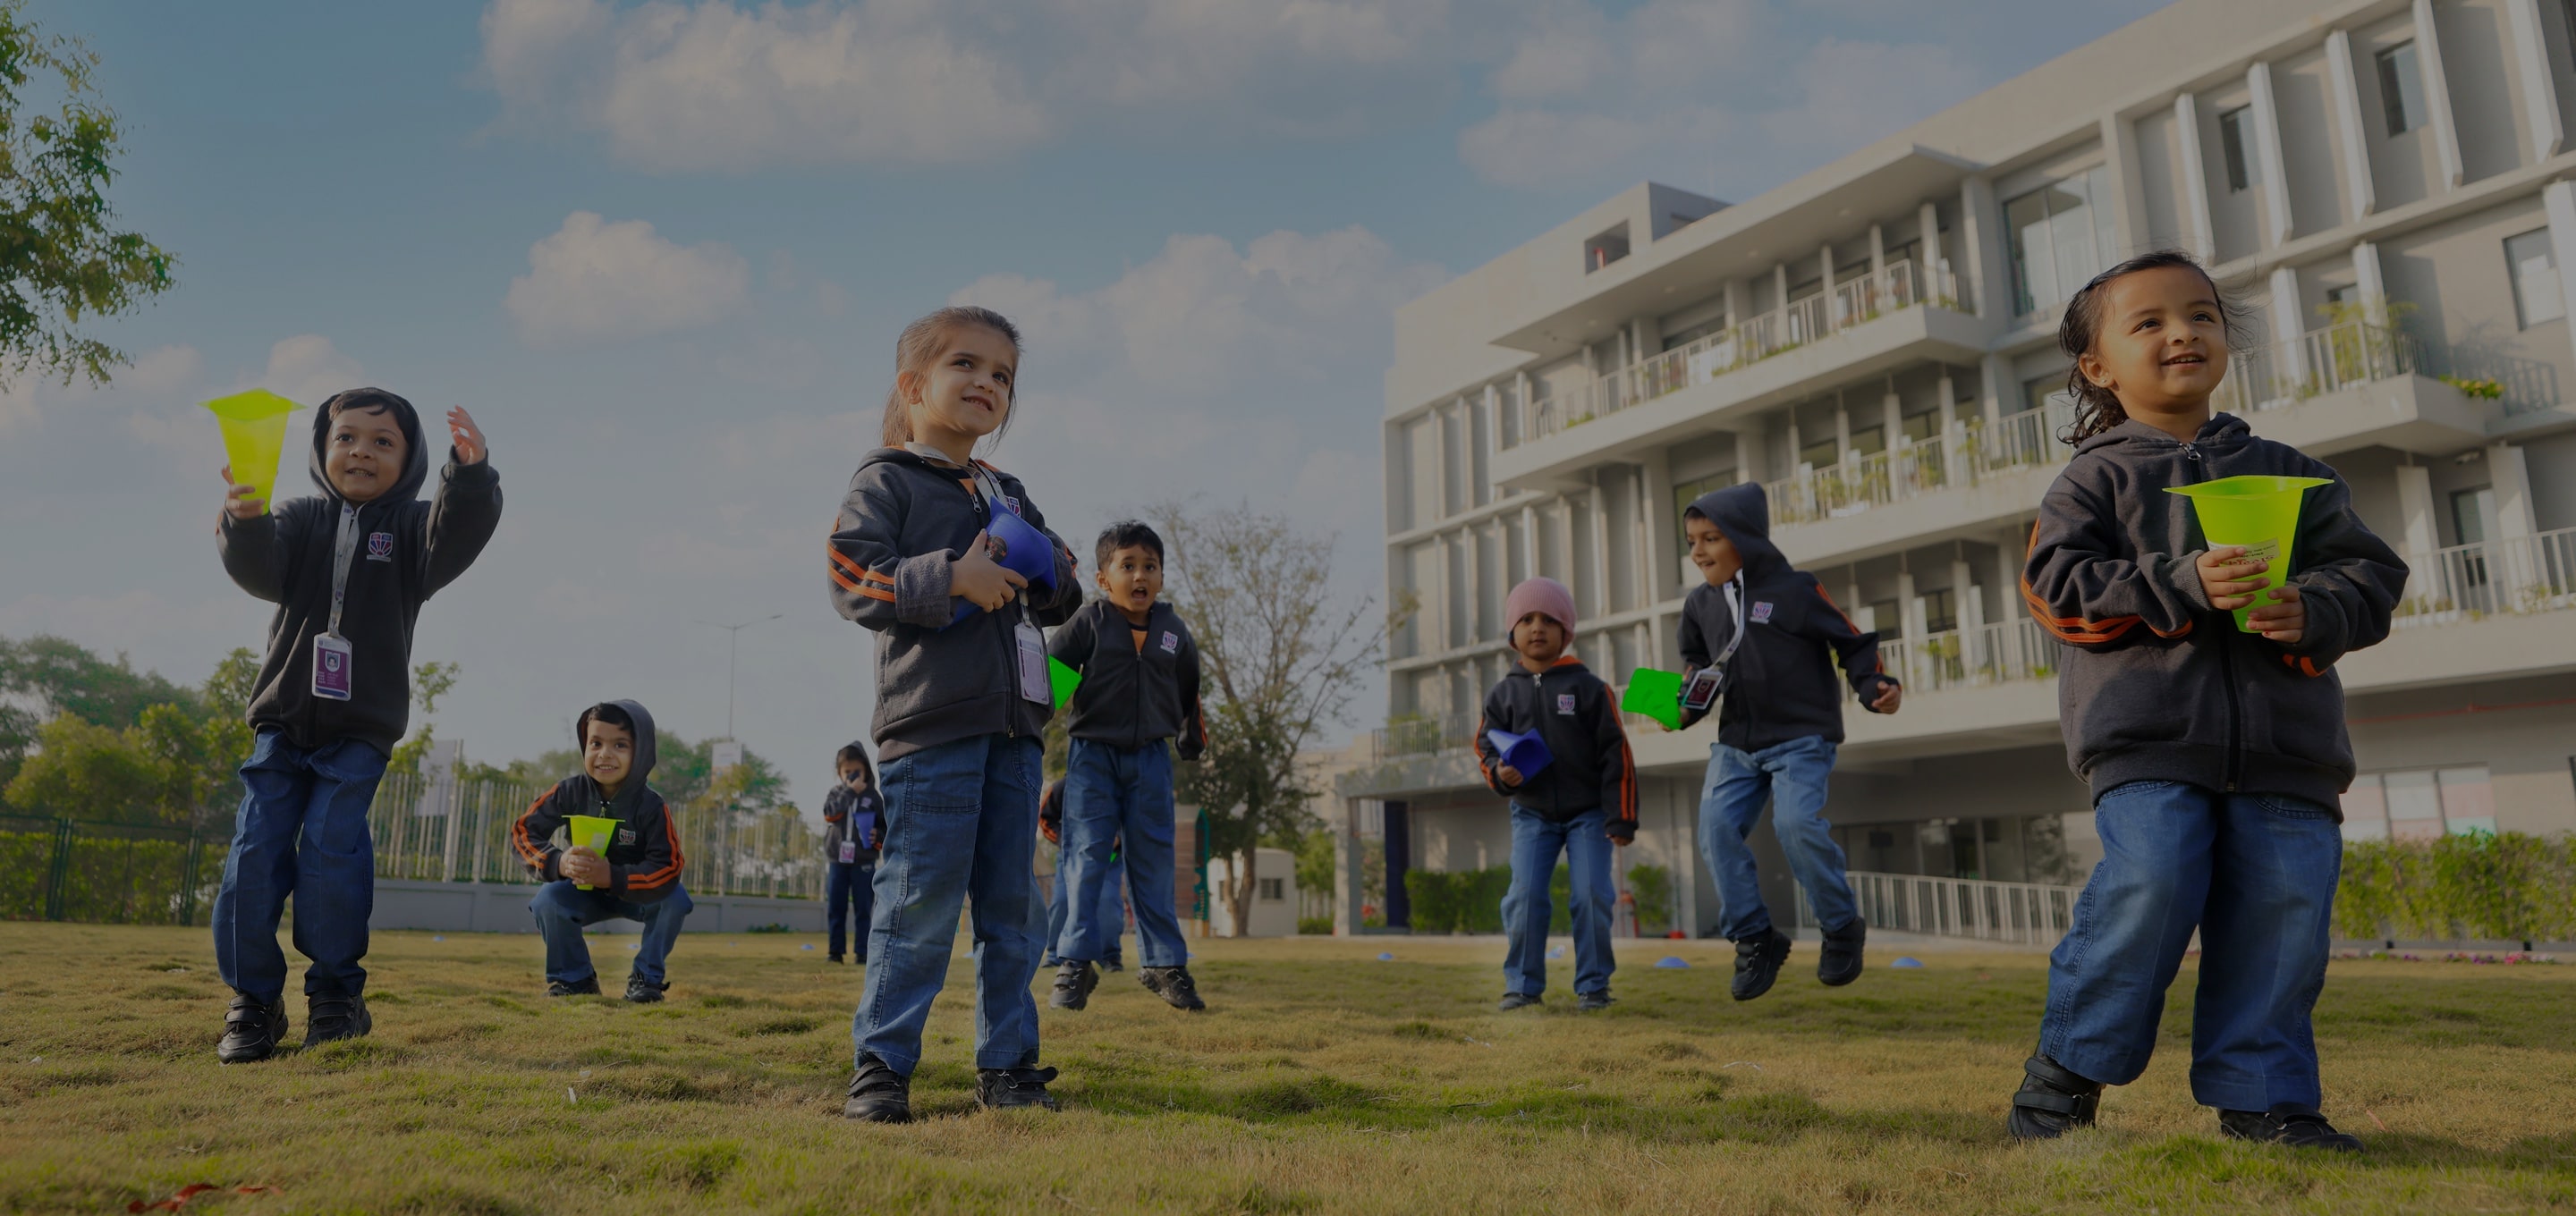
{"left": 834, "top": 740, "right": 876, "bottom": 787}
{"left": 1094, "top": 520, "right": 1165, "bottom": 569}
{"left": 880, "top": 306, "right": 1023, "bottom": 450}
{"left": 323, "top": 387, "right": 409, "bottom": 419}
{"left": 2056, "top": 250, "right": 2245, "bottom": 444}
{"left": 576, "top": 703, "right": 633, "bottom": 742}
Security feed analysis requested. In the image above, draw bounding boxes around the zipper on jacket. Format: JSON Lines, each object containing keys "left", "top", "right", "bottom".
{"left": 2179, "top": 440, "right": 2241, "bottom": 790}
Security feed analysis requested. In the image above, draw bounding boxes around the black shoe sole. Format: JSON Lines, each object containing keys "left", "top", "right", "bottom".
{"left": 843, "top": 1102, "right": 912, "bottom": 1123}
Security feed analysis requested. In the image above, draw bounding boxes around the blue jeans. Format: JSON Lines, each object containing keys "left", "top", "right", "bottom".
{"left": 1045, "top": 851, "right": 1124, "bottom": 967}
{"left": 1055, "top": 739, "right": 1186, "bottom": 968}
{"left": 826, "top": 860, "right": 875, "bottom": 960}
{"left": 2040, "top": 780, "right": 2342, "bottom": 1110}
{"left": 530, "top": 880, "right": 694, "bottom": 986}
{"left": 853, "top": 733, "right": 1045, "bottom": 1076}
{"left": 1501, "top": 806, "right": 1617, "bottom": 998}
{"left": 211, "top": 730, "right": 387, "bottom": 1001}
{"left": 1699, "top": 735, "right": 1855, "bottom": 942}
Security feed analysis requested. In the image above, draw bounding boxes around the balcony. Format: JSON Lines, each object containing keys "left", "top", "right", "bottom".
{"left": 1760, "top": 401, "right": 2072, "bottom": 566}
{"left": 2223, "top": 320, "right": 2494, "bottom": 456}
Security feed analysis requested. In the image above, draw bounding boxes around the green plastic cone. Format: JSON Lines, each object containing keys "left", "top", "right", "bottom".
{"left": 1047, "top": 655, "right": 1081, "bottom": 711}
{"left": 1622, "top": 668, "right": 1685, "bottom": 730}
{"left": 566, "top": 815, "right": 618, "bottom": 891}
{"left": 2165, "top": 475, "right": 2333, "bottom": 631}
{"left": 204, "top": 390, "right": 300, "bottom": 511}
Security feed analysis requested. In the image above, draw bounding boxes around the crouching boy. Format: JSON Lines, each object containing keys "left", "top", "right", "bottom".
{"left": 1473, "top": 577, "right": 1637, "bottom": 1012}
{"left": 512, "top": 701, "right": 691, "bottom": 1001}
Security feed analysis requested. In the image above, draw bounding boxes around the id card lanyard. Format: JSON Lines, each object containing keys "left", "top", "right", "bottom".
{"left": 1715, "top": 576, "right": 1747, "bottom": 667}
{"left": 311, "top": 503, "right": 361, "bottom": 701}
{"left": 948, "top": 457, "right": 1055, "bottom": 709}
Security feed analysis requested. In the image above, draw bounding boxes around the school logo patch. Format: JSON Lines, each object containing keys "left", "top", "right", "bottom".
{"left": 1160, "top": 631, "right": 1180, "bottom": 654}
{"left": 365, "top": 532, "right": 394, "bottom": 562}
{"left": 616, "top": 828, "right": 637, "bottom": 846}
{"left": 1555, "top": 693, "right": 1577, "bottom": 715}
{"left": 1750, "top": 601, "right": 1775, "bottom": 624}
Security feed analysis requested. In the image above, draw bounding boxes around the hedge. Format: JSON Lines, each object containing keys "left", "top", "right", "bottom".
{"left": 2335, "top": 832, "right": 2576, "bottom": 943}
{"left": 1403, "top": 864, "right": 1676, "bottom": 935}
{"left": 0, "top": 823, "right": 211, "bottom": 925}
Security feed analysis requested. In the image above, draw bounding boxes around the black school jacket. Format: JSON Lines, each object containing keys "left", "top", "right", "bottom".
{"left": 2022, "top": 414, "right": 2405, "bottom": 809}
{"left": 821, "top": 783, "right": 883, "bottom": 864}
{"left": 1473, "top": 656, "right": 1637, "bottom": 836}
{"left": 217, "top": 390, "right": 503, "bottom": 755}
{"left": 510, "top": 701, "right": 684, "bottom": 903}
{"left": 1049, "top": 599, "right": 1207, "bottom": 757}
{"left": 1676, "top": 482, "right": 1896, "bottom": 749}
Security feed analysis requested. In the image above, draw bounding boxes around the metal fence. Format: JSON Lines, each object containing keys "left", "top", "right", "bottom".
{"left": 0, "top": 815, "right": 214, "bottom": 925}
{"left": 1795, "top": 868, "right": 2080, "bottom": 946}
{"left": 371, "top": 771, "right": 827, "bottom": 899}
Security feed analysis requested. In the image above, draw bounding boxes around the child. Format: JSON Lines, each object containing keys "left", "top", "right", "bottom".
{"left": 1046, "top": 521, "right": 1207, "bottom": 1012}
{"left": 1039, "top": 779, "right": 1125, "bottom": 973}
{"left": 209, "top": 389, "right": 500, "bottom": 1062}
{"left": 826, "top": 306, "right": 1081, "bottom": 1121}
{"left": 1472, "top": 577, "right": 1636, "bottom": 1011}
{"left": 511, "top": 701, "right": 691, "bottom": 1001}
{"left": 1676, "top": 481, "right": 1900, "bottom": 1002}
{"left": 820, "top": 741, "right": 884, "bottom": 964}
{"left": 2007, "top": 251, "right": 2404, "bottom": 1150}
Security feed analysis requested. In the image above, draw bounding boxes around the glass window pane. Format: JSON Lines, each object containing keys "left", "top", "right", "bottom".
{"left": 2004, "top": 189, "right": 2055, "bottom": 316}
{"left": 2507, "top": 229, "right": 2564, "bottom": 328}
{"left": 2220, "top": 106, "right": 2258, "bottom": 192}
{"left": 2377, "top": 43, "right": 2425, "bottom": 135}
{"left": 2048, "top": 170, "right": 2110, "bottom": 297}
{"left": 2340, "top": 773, "right": 2389, "bottom": 840}
{"left": 2437, "top": 766, "right": 2495, "bottom": 834}
{"left": 2385, "top": 769, "right": 2443, "bottom": 841}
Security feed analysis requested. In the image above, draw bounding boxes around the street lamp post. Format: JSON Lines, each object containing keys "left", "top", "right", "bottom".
{"left": 696, "top": 613, "right": 784, "bottom": 741}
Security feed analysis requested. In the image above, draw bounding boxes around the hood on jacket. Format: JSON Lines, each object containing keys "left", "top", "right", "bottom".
{"left": 573, "top": 699, "right": 660, "bottom": 816}
{"left": 308, "top": 387, "right": 432, "bottom": 506}
{"left": 1686, "top": 481, "right": 1785, "bottom": 580}
{"left": 2073, "top": 410, "right": 2254, "bottom": 458}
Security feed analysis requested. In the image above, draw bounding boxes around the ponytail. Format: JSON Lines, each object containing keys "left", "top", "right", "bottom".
{"left": 879, "top": 306, "right": 1024, "bottom": 450}
{"left": 2055, "top": 249, "right": 2244, "bottom": 445}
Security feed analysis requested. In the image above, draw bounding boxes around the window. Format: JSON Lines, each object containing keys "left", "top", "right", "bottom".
{"left": 1848, "top": 424, "right": 1885, "bottom": 457}
{"left": 1583, "top": 224, "right": 1631, "bottom": 273}
{"left": 2218, "top": 105, "right": 2261, "bottom": 192}
{"left": 2506, "top": 229, "right": 2564, "bottom": 328}
{"left": 1799, "top": 435, "right": 1839, "bottom": 469}
{"left": 1919, "top": 587, "right": 1958, "bottom": 634}
{"left": 2377, "top": 42, "right": 2427, "bottom": 136}
{"left": 1258, "top": 877, "right": 1285, "bottom": 902}
{"left": 2453, "top": 486, "right": 2497, "bottom": 586}
{"left": 2341, "top": 766, "right": 2495, "bottom": 840}
{"left": 2325, "top": 283, "right": 2361, "bottom": 308}
{"left": 1868, "top": 599, "right": 1902, "bottom": 639}
{"left": 1902, "top": 410, "right": 1940, "bottom": 442}
{"left": 2022, "top": 374, "right": 2070, "bottom": 417}
{"left": 2004, "top": 165, "right": 2115, "bottom": 316}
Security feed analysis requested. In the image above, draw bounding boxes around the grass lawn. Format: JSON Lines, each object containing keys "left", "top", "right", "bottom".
{"left": 0, "top": 924, "right": 2571, "bottom": 1214}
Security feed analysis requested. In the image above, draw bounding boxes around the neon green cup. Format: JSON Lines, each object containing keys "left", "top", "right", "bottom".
{"left": 205, "top": 390, "right": 300, "bottom": 511}
{"left": 565, "top": 815, "right": 618, "bottom": 891}
{"left": 1047, "top": 655, "right": 1081, "bottom": 711}
{"left": 1622, "top": 668, "right": 1685, "bottom": 730}
{"left": 2165, "top": 475, "right": 2333, "bottom": 631}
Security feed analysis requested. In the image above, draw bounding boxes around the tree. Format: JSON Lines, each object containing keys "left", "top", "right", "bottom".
{"left": 386, "top": 660, "right": 461, "bottom": 776}
{"left": 0, "top": 633, "right": 195, "bottom": 729}
{"left": 4, "top": 714, "right": 162, "bottom": 823}
{"left": 0, "top": 2, "right": 177, "bottom": 390}
{"left": 1147, "top": 500, "right": 1397, "bottom": 937}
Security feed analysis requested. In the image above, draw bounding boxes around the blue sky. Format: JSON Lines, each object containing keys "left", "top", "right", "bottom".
{"left": 0, "top": 0, "right": 2149, "bottom": 808}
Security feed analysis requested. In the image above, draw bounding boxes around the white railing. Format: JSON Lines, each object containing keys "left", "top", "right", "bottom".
{"left": 1877, "top": 618, "right": 2058, "bottom": 696}
{"left": 2216, "top": 319, "right": 2419, "bottom": 416}
{"left": 1374, "top": 711, "right": 1479, "bottom": 758}
{"left": 1765, "top": 400, "right": 2074, "bottom": 528}
{"left": 2395, "top": 527, "right": 2576, "bottom": 623}
{"left": 1796, "top": 869, "right": 2080, "bottom": 946}
{"left": 1509, "top": 261, "right": 1963, "bottom": 448}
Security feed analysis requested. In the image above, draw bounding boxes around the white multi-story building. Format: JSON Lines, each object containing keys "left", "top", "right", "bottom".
{"left": 1340, "top": 0, "right": 2576, "bottom": 940}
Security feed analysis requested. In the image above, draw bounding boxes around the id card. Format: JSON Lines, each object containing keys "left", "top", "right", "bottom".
{"left": 311, "top": 634, "right": 353, "bottom": 701}
{"left": 1016, "top": 621, "right": 1051, "bottom": 704}
{"left": 1682, "top": 665, "right": 1724, "bottom": 713}
{"left": 838, "top": 840, "right": 858, "bottom": 865}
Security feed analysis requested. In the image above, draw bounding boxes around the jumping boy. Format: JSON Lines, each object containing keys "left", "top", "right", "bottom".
{"left": 1046, "top": 521, "right": 1207, "bottom": 1012}
{"left": 1676, "top": 483, "right": 1900, "bottom": 1001}
{"left": 211, "top": 389, "right": 500, "bottom": 1062}
{"left": 511, "top": 700, "right": 691, "bottom": 1001}
{"left": 1473, "top": 577, "right": 1637, "bottom": 1011}
{"left": 1039, "top": 779, "right": 1124, "bottom": 973}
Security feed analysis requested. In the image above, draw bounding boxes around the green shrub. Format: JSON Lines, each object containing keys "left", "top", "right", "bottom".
{"left": 2336, "top": 832, "right": 2576, "bottom": 942}
{"left": 1627, "top": 864, "right": 1674, "bottom": 935}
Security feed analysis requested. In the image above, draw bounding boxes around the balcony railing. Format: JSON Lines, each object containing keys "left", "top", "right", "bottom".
{"left": 1798, "top": 870, "right": 2080, "bottom": 945}
{"left": 1507, "top": 261, "right": 1962, "bottom": 449}
{"left": 1375, "top": 711, "right": 1479, "bottom": 759}
{"left": 1765, "top": 400, "right": 2074, "bottom": 529}
{"left": 2396, "top": 527, "right": 2576, "bottom": 623}
{"left": 1877, "top": 618, "right": 2057, "bottom": 695}
{"left": 2217, "top": 319, "right": 2420, "bottom": 416}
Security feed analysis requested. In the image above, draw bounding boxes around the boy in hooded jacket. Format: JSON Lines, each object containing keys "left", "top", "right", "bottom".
{"left": 1674, "top": 483, "right": 1900, "bottom": 1002}
{"left": 1474, "top": 577, "right": 1637, "bottom": 1011}
{"left": 821, "top": 741, "right": 884, "bottom": 964}
{"left": 210, "top": 389, "right": 500, "bottom": 1062}
{"left": 513, "top": 701, "right": 691, "bottom": 1001}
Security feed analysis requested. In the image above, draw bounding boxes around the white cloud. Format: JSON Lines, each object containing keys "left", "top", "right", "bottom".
{"left": 0, "top": 343, "right": 201, "bottom": 435}
{"left": 505, "top": 211, "right": 750, "bottom": 347}
{"left": 261, "top": 334, "right": 365, "bottom": 406}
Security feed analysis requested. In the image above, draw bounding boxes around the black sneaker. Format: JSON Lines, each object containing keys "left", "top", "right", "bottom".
{"left": 216, "top": 992, "right": 287, "bottom": 1063}
{"left": 624, "top": 975, "right": 667, "bottom": 1003}
{"left": 1139, "top": 966, "right": 1207, "bottom": 1011}
{"left": 2219, "top": 1104, "right": 2365, "bottom": 1153}
{"left": 304, "top": 992, "right": 371, "bottom": 1047}
{"left": 843, "top": 1052, "right": 911, "bottom": 1123}
{"left": 1818, "top": 919, "right": 1866, "bottom": 987}
{"left": 1496, "top": 992, "right": 1541, "bottom": 1011}
{"left": 1731, "top": 929, "right": 1792, "bottom": 1001}
{"left": 1577, "top": 990, "right": 1615, "bottom": 1011}
{"left": 1101, "top": 959, "right": 1124, "bottom": 974}
{"left": 827, "top": 954, "right": 844, "bottom": 964}
{"left": 975, "top": 1065, "right": 1061, "bottom": 1111}
{"left": 2006, "top": 1054, "right": 2103, "bottom": 1140}
{"left": 547, "top": 977, "right": 602, "bottom": 998}
{"left": 1049, "top": 960, "right": 1098, "bottom": 1010}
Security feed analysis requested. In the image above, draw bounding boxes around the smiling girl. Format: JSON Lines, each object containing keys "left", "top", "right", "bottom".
{"left": 825, "top": 306, "right": 1081, "bottom": 1122}
{"left": 2008, "top": 252, "right": 2406, "bottom": 1150}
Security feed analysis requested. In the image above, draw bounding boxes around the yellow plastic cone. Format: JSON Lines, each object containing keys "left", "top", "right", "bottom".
{"left": 565, "top": 815, "right": 618, "bottom": 891}
{"left": 2165, "top": 475, "right": 2333, "bottom": 631}
{"left": 204, "top": 390, "right": 300, "bottom": 511}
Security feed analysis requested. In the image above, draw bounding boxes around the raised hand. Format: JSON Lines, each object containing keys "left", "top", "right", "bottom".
{"left": 447, "top": 407, "right": 487, "bottom": 465}
{"left": 219, "top": 465, "right": 265, "bottom": 519}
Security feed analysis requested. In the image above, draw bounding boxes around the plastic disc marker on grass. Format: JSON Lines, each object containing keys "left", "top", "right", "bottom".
{"left": 1622, "top": 669, "right": 1685, "bottom": 730}
{"left": 565, "top": 815, "right": 617, "bottom": 891}
{"left": 1655, "top": 957, "right": 1689, "bottom": 969}
{"left": 203, "top": 390, "right": 299, "bottom": 510}
{"left": 2165, "top": 475, "right": 2333, "bottom": 631}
